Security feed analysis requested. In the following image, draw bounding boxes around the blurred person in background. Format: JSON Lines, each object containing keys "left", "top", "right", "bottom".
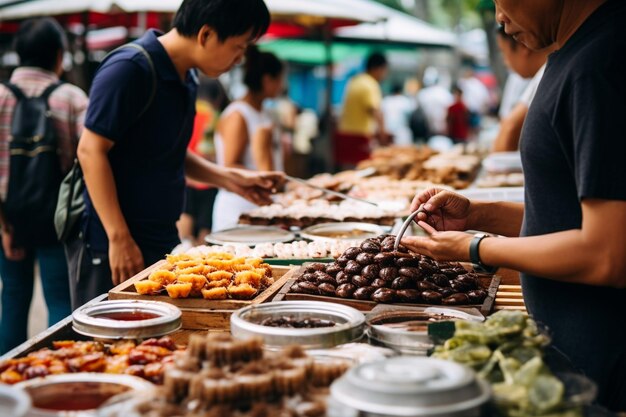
{"left": 492, "top": 26, "right": 553, "bottom": 152}
{"left": 212, "top": 46, "right": 285, "bottom": 231}
{"left": 177, "top": 78, "right": 230, "bottom": 247}
{"left": 417, "top": 68, "right": 453, "bottom": 137}
{"left": 382, "top": 83, "right": 415, "bottom": 146}
{"left": 0, "top": 18, "right": 88, "bottom": 353}
{"left": 446, "top": 84, "right": 471, "bottom": 144}
{"left": 457, "top": 67, "right": 490, "bottom": 135}
{"left": 335, "top": 52, "right": 390, "bottom": 168}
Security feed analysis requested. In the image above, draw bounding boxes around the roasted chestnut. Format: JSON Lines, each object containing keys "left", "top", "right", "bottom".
{"left": 336, "top": 255, "right": 350, "bottom": 266}
{"left": 456, "top": 274, "right": 479, "bottom": 290}
{"left": 440, "top": 287, "right": 457, "bottom": 298}
{"left": 335, "top": 283, "right": 357, "bottom": 298}
{"left": 417, "top": 281, "right": 439, "bottom": 292}
{"left": 344, "top": 247, "right": 362, "bottom": 260}
{"left": 335, "top": 271, "right": 350, "bottom": 285}
{"left": 351, "top": 275, "right": 371, "bottom": 288}
{"left": 360, "top": 240, "right": 381, "bottom": 253}
{"left": 381, "top": 236, "right": 396, "bottom": 247}
{"left": 373, "top": 252, "right": 395, "bottom": 266}
{"left": 356, "top": 252, "right": 375, "bottom": 266}
{"left": 318, "top": 283, "right": 336, "bottom": 296}
{"left": 391, "top": 276, "right": 411, "bottom": 290}
{"left": 442, "top": 293, "right": 470, "bottom": 305}
{"left": 419, "top": 260, "right": 438, "bottom": 274}
{"left": 396, "top": 256, "right": 420, "bottom": 268}
{"left": 395, "top": 289, "right": 421, "bottom": 303}
{"left": 344, "top": 260, "right": 362, "bottom": 275}
{"left": 396, "top": 244, "right": 409, "bottom": 253}
{"left": 450, "top": 280, "right": 473, "bottom": 293}
{"left": 307, "top": 263, "right": 327, "bottom": 272}
{"left": 314, "top": 271, "right": 336, "bottom": 285}
{"left": 370, "top": 278, "right": 388, "bottom": 288}
{"left": 428, "top": 274, "right": 451, "bottom": 288}
{"left": 421, "top": 290, "right": 443, "bottom": 304}
{"left": 436, "top": 261, "right": 453, "bottom": 269}
{"left": 353, "top": 286, "right": 376, "bottom": 300}
{"left": 371, "top": 288, "right": 396, "bottom": 303}
{"left": 296, "top": 281, "right": 319, "bottom": 295}
{"left": 379, "top": 267, "right": 399, "bottom": 282}
{"left": 361, "top": 264, "right": 381, "bottom": 280}
{"left": 398, "top": 266, "right": 420, "bottom": 279}
{"left": 467, "top": 289, "right": 488, "bottom": 304}
{"left": 325, "top": 263, "right": 343, "bottom": 276}
{"left": 301, "top": 273, "right": 317, "bottom": 282}
{"left": 440, "top": 268, "right": 460, "bottom": 279}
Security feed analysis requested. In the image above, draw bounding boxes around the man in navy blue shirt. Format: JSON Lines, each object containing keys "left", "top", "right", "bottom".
{"left": 69, "top": 0, "right": 282, "bottom": 308}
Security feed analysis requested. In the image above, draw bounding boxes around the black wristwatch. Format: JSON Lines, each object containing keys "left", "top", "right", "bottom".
{"left": 469, "top": 233, "right": 498, "bottom": 274}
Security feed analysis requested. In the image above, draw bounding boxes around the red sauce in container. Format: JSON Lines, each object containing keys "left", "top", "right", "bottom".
{"left": 93, "top": 311, "right": 160, "bottom": 321}
{"left": 33, "top": 391, "right": 124, "bottom": 411}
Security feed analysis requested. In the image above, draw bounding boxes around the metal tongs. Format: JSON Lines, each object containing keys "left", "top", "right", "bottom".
{"left": 393, "top": 207, "right": 431, "bottom": 250}
{"left": 285, "top": 175, "right": 379, "bottom": 207}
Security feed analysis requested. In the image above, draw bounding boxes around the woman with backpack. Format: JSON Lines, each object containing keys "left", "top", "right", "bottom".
{"left": 0, "top": 18, "right": 88, "bottom": 353}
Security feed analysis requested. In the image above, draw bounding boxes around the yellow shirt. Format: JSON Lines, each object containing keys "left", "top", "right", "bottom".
{"left": 339, "top": 73, "right": 382, "bottom": 136}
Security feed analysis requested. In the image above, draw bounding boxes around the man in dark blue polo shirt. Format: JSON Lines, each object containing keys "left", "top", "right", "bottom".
{"left": 68, "top": 0, "right": 282, "bottom": 308}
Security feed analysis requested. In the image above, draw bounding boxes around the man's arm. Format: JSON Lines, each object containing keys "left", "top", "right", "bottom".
{"left": 492, "top": 103, "right": 528, "bottom": 152}
{"left": 184, "top": 152, "right": 283, "bottom": 206}
{"left": 77, "top": 128, "right": 144, "bottom": 285}
{"left": 468, "top": 200, "right": 525, "bottom": 237}
{"left": 480, "top": 199, "right": 626, "bottom": 287}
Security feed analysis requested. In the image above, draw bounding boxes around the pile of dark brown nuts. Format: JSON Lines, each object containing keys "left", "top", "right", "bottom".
{"left": 290, "top": 235, "right": 488, "bottom": 305}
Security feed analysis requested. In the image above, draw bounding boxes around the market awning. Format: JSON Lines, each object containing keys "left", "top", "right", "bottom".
{"left": 334, "top": 0, "right": 456, "bottom": 48}
{"left": 0, "top": 0, "right": 382, "bottom": 23}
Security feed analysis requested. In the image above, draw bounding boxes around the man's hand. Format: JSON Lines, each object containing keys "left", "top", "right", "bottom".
{"left": 410, "top": 188, "right": 472, "bottom": 232}
{"left": 225, "top": 168, "right": 285, "bottom": 206}
{"left": 401, "top": 221, "right": 473, "bottom": 262}
{"left": 108, "top": 234, "right": 144, "bottom": 286}
{"left": 1, "top": 225, "right": 25, "bottom": 261}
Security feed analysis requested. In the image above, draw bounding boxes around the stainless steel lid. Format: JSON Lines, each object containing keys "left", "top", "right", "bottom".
{"left": 230, "top": 301, "right": 365, "bottom": 350}
{"left": 72, "top": 300, "right": 181, "bottom": 340}
{"left": 205, "top": 225, "right": 296, "bottom": 246}
{"left": 367, "top": 307, "right": 484, "bottom": 356}
{"left": 300, "top": 222, "right": 386, "bottom": 242}
{"left": 0, "top": 384, "right": 31, "bottom": 417}
{"left": 331, "top": 357, "right": 491, "bottom": 416}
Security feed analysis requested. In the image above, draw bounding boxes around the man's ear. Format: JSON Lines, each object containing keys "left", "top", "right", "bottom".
{"left": 197, "top": 25, "right": 213, "bottom": 45}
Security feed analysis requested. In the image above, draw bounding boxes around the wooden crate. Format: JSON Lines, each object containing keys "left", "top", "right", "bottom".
{"left": 494, "top": 284, "right": 526, "bottom": 312}
{"left": 109, "top": 263, "right": 298, "bottom": 330}
{"left": 273, "top": 267, "right": 501, "bottom": 317}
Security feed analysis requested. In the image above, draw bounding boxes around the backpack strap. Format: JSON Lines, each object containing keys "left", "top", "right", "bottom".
{"left": 39, "top": 81, "right": 65, "bottom": 102}
{"left": 1, "top": 82, "right": 26, "bottom": 101}
{"left": 103, "top": 42, "right": 157, "bottom": 119}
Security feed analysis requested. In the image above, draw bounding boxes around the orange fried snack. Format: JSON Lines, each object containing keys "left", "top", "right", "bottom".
{"left": 206, "top": 279, "right": 230, "bottom": 289}
{"left": 166, "top": 283, "right": 193, "bottom": 299}
{"left": 234, "top": 271, "right": 262, "bottom": 288}
{"left": 228, "top": 283, "right": 258, "bottom": 300}
{"left": 176, "top": 274, "right": 208, "bottom": 294}
{"left": 208, "top": 270, "right": 233, "bottom": 282}
{"left": 201, "top": 287, "right": 228, "bottom": 300}
{"left": 148, "top": 269, "right": 176, "bottom": 286}
{"left": 135, "top": 280, "right": 163, "bottom": 295}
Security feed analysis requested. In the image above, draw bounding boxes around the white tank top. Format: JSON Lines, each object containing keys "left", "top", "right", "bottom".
{"left": 212, "top": 101, "right": 281, "bottom": 232}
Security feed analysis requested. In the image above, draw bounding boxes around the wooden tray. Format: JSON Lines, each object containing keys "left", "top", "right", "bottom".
{"left": 109, "top": 263, "right": 298, "bottom": 330}
{"left": 272, "top": 267, "right": 501, "bottom": 317}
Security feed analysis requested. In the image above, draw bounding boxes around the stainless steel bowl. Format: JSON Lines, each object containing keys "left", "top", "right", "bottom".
{"left": 230, "top": 301, "right": 366, "bottom": 350}
{"left": 330, "top": 357, "right": 491, "bottom": 417}
{"left": 0, "top": 384, "right": 31, "bottom": 417}
{"left": 72, "top": 300, "right": 181, "bottom": 340}
{"left": 16, "top": 373, "right": 154, "bottom": 417}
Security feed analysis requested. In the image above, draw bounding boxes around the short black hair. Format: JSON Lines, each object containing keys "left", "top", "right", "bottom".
{"left": 496, "top": 25, "right": 518, "bottom": 50}
{"left": 14, "top": 18, "right": 67, "bottom": 71}
{"left": 366, "top": 52, "right": 387, "bottom": 71}
{"left": 173, "top": 0, "right": 270, "bottom": 42}
{"left": 244, "top": 46, "right": 284, "bottom": 92}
